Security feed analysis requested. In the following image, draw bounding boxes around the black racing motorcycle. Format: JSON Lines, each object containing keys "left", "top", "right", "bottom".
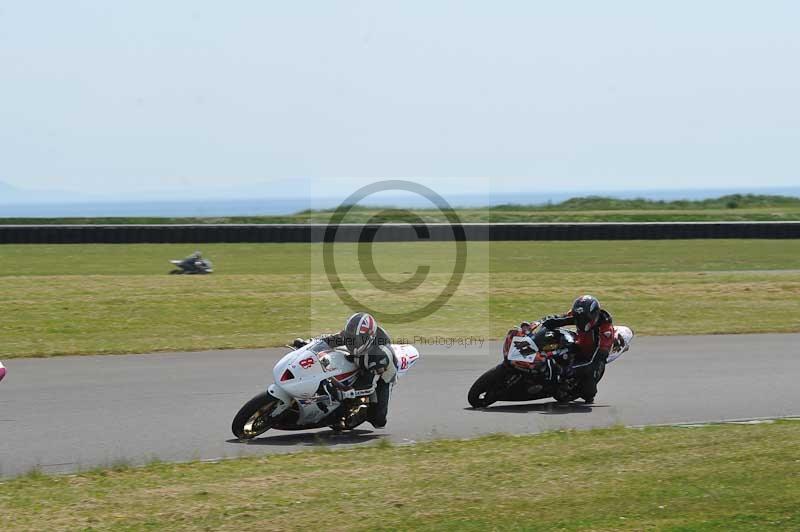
{"left": 468, "top": 323, "right": 634, "bottom": 408}
{"left": 468, "top": 325, "right": 582, "bottom": 408}
{"left": 169, "top": 255, "right": 214, "bottom": 274}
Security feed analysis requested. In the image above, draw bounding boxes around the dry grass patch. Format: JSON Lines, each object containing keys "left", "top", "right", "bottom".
{"left": 1, "top": 422, "right": 798, "bottom": 531}
{"left": 0, "top": 241, "right": 798, "bottom": 357}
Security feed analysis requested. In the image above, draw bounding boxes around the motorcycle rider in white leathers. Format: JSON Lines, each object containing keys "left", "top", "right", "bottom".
{"left": 293, "top": 312, "right": 397, "bottom": 428}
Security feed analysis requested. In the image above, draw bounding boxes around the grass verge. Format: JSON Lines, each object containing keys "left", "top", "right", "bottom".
{"left": 1, "top": 421, "right": 798, "bottom": 531}
{"left": 1, "top": 240, "right": 798, "bottom": 358}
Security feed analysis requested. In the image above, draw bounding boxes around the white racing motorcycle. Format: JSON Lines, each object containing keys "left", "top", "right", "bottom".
{"left": 232, "top": 338, "right": 420, "bottom": 439}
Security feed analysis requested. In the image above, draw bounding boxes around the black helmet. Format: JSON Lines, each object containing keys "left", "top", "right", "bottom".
{"left": 572, "top": 295, "right": 600, "bottom": 332}
{"left": 342, "top": 312, "right": 378, "bottom": 356}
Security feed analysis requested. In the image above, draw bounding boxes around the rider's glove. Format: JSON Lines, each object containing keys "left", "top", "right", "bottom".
{"left": 292, "top": 338, "right": 308, "bottom": 349}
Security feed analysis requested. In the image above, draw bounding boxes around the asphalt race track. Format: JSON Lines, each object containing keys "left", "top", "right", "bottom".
{"left": 1, "top": 334, "right": 798, "bottom": 478}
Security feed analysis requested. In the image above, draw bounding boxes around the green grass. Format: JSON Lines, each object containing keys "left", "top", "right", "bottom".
{"left": 1, "top": 421, "right": 798, "bottom": 530}
{"left": 0, "top": 240, "right": 798, "bottom": 358}
{"left": 2, "top": 194, "right": 800, "bottom": 224}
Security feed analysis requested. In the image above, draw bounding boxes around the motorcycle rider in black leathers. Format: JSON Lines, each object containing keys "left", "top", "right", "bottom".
{"left": 179, "top": 251, "right": 204, "bottom": 272}
{"left": 185, "top": 250, "right": 202, "bottom": 263}
{"left": 293, "top": 312, "right": 396, "bottom": 428}
{"left": 539, "top": 295, "right": 614, "bottom": 404}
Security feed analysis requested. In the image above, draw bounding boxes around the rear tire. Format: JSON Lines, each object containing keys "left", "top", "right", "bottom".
{"left": 232, "top": 392, "right": 280, "bottom": 439}
{"left": 468, "top": 366, "right": 505, "bottom": 408}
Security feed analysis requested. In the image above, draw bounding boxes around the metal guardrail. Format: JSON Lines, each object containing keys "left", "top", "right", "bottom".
{"left": 0, "top": 222, "right": 798, "bottom": 243}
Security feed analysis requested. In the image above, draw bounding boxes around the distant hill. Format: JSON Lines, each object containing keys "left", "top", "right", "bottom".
{"left": 489, "top": 194, "right": 800, "bottom": 211}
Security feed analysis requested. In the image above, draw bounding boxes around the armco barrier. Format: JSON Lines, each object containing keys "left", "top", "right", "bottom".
{"left": 0, "top": 222, "right": 798, "bottom": 243}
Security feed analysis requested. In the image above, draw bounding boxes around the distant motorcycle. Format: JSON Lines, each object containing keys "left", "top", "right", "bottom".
{"left": 232, "top": 337, "right": 420, "bottom": 439}
{"left": 468, "top": 323, "right": 634, "bottom": 408}
{"left": 169, "top": 256, "right": 213, "bottom": 274}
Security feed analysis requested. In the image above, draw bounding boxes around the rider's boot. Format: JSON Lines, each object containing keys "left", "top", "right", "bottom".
{"left": 342, "top": 399, "right": 369, "bottom": 429}
{"left": 367, "top": 379, "right": 391, "bottom": 428}
{"left": 578, "top": 367, "right": 600, "bottom": 404}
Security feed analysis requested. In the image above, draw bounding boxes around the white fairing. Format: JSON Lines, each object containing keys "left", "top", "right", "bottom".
{"left": 607, "top": 326, "right": 634, "bottom": 363}
{"left": 272, "top": 343, "right": 359, "bottom": 399}
{"left": 393, "top": 344, "right": 420, "bottom": 376}
{"left": 504, "top": 325, "right": 633, "bottom": 366}
{"left": 0, "top": 360, "right": 5, "bottom": 382}
{"left": 506, "top": 335, "right": 538, "bottom": 366}
{"left": 267, "top": 339, "right": 420, "bottom": 426}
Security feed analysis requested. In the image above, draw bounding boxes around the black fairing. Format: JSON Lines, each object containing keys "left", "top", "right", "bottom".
{"left": 483, "top": 364, "right": 555, "bottom": 402}
{"left": 480, "top": 327, "right": 579, "bottom": 403}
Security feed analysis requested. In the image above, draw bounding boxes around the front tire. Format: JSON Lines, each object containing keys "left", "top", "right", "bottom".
{"left": 468, "top": 366, "right": 506, "bottom": 408}
{"left": 232, "top": 392, "right": 280, "bottom": 439}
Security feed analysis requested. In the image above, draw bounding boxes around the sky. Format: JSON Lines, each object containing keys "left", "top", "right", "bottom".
{"left": 1, "top": 1, "right": 799, "bottom": 201}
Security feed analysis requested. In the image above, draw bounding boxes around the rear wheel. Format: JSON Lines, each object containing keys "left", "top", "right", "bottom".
{"left": 468, "top": 366, "right": 506, "bottom": 408}
{"left": 232, "top": 392, "right": 280, "bottom": 439}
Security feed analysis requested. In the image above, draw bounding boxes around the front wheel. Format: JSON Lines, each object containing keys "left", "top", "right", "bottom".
{"left": 232, "top": 392, "right": 280, "bottom": 439}
{"left": 468, "top": 366, "right": 506, "bottom": 408}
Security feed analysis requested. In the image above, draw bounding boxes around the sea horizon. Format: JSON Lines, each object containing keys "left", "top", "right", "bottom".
{"left": 1, "top": 186, "right": 798, "bottom": 218}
